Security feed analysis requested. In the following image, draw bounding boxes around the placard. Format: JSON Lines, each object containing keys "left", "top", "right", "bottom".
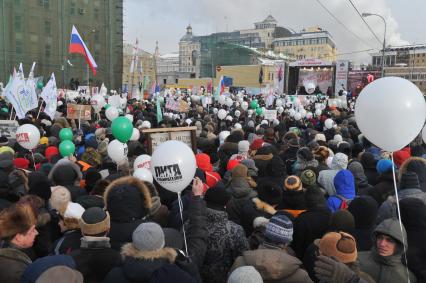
{"left": 67, "top": 104, "right": 92, "bottom": 120}
{"left": 142, "top": 127, "right": 197, "bottom": 154}
{"left": 0, "top": 120, "right": 19, "bottom": 139}
{"left": 263, "top": 110, "right": 277, "bottom": 121}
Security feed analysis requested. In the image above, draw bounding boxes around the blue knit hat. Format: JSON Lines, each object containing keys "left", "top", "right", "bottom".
{"left": 264, "top": 212, "right": 293, "bottom": 245}
{"left": 376, "top": 159, "right": 394, "bottom": 174}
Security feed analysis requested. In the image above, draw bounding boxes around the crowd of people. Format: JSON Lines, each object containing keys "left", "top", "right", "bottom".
{"left": 0, "top": 90, "right": 425, "bottom": 283}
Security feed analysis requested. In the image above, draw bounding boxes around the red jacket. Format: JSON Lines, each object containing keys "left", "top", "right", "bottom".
{"left": 196, "top": 153, "right": 221, "bottom": 190}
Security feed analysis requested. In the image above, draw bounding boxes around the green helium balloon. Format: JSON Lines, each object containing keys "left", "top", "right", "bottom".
{"left": 256, "top": 107, "right": 263, "bottom": 115}
{"left": 59, "top": 140, "right": 75, "bottom": 157}
{"left": 104, "top": 104, "right": 111, "bottom": 109}
{"left": 59, "top": 128, "right": 73, "bottom": 141}
{"left": 250, "top": 100, "right": 258, "bottom": 109}
{"left": 37, "top": 81, "right": 44, "bottom": 89}
{"left": 111, "top": 116, "right": 133, "bottom": 143}
{"left": 1, "top": 107, "right": 8, "bottom": 113}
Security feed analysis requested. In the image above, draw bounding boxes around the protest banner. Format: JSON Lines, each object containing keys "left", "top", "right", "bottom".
{"left": 263, "top": 110, "right": 277, "bottom": 121}
{"left": 142, "top": 126, "right": 197, "bottom": 154}
{"left": 67, "top": 104, "right": 92, "bottom": 120}
{"left": 0, "top": 120, "right": 19, "bottom": 139}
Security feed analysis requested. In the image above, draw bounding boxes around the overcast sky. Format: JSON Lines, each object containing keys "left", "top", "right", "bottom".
{"left": 123, "top": 0, "right": 426, "bottom": 63}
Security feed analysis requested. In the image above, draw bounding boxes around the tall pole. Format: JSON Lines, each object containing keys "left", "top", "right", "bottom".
{"left": 2, "top": 0, "right": 7, "bottom": 80}
{"left": 362, "top": 13, "right": 386, "bottom": 78}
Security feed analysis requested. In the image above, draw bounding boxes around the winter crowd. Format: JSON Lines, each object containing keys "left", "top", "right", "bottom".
{"left": 0, "top": 93, "right": 425, "bottom": 283}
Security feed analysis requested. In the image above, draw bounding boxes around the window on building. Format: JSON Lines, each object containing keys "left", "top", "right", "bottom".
{"left": 175, "top": 79, "right": 178, "bottom": 83}
{"left": 14, "top": 0, "right": 21, "bottom": 5}
{"left": 44, "top": 20, "right": 51, "bottom": 35}
{"left": 70, "top": 1, "right": 76, "bottom": 15}
{"left": 45, "top": 44, "right": 51, "bottom": 57}
{"left": 94, "top": 8, "right": 99, "bottom": 19}
{"left": 15, "top": 40, "right": 23, "bottom": 54}
{"left": 14, "top": 15, "right": 22, "bottom": 31}
{"left": 39, "top": 0, "right": 49, "bottom": 9}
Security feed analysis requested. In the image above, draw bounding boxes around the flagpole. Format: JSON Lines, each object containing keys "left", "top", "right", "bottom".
{"left": 36, "top": 98, "right": 43, "bottom": 119}
{"left": 9, "top": 107, "right": 13, "bottom": 120}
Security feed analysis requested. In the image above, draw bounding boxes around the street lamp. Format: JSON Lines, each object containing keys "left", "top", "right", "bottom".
{"left": 362, "top": 12, "right": 387, "bottom": 77}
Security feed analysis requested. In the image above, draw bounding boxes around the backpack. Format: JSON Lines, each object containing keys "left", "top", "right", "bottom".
{"left": 336, "top": 195, "right": 352, "bottom": 210}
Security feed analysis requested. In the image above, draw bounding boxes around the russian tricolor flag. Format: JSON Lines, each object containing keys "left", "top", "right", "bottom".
{"left": 69, "top": 25, "right": 97, "bottom": 76}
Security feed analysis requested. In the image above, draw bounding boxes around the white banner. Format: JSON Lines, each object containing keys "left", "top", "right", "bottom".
{"left": 335, "top": 60, "right": 349, "bottom": 95}
{"left": 40, "top": 73, "right": 58, "bottom": 119}
{"left": 264, "top": 109, "right": 277, "bottom": 121}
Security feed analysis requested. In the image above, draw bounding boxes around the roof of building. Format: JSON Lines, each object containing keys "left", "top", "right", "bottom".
{"left": 159, "top": 53, "right": 179, "bottom": 59}
{"left": 257, "top": 15, "right": 277, "bottom": 24}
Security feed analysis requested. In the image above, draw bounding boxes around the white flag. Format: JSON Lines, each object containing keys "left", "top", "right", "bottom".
{"left": 25, "top": 62, "right": 39, "bottom": 111}
{"left": 6, "top": 64, "right": 27, "bottom": 119}
{"left": 40, "top": 73, "right": 57, "bottom": 119}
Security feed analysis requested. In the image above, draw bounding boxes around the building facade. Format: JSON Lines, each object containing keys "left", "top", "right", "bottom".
{"left": 122, "top": 42, "right": 156, "bottom": 94}
{"left": 273, "top": 27, "right": 337, "bottom": 61}
{"left": 0, "top": 0, "right": 123, "bottom": 90}
{"left": 156, "top": 52, "right": 180, "bottom": 86}
{"left": 371, "top": 45, "right": 426, "bottom": 93}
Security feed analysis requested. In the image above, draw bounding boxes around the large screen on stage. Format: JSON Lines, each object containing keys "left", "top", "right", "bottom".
{"left": 298, "top": 68, "right": 333, "bottom": 93}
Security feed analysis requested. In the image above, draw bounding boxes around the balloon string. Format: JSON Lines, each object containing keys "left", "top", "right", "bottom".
{"left": 31, "top": 151, "right": 36, "bottom": 171}
{"left": 177, "top": 192, "right": 189, "bottom": 256}
{"left": 391, "top": 154, "right": 410, "bottom": 283}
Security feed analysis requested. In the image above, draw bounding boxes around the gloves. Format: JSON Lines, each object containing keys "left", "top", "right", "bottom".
{"left": 314, "top": 255, "right": 358, "bottom": 283}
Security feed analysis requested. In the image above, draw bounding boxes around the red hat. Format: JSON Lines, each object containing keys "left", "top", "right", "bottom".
{"left": 13, "top": 158, "right": 30, "bottom": 170}
{"left": 45, "top": 146, "right": 59, "bottom": 162}
{"left": 250, "top": 139, "right": 264, "bottom": 151}
{"left": 227, "top": 159, "right": 240, "bottom": 171}
{"left": 393, "top": 147, "right": 411, "bottom": 168}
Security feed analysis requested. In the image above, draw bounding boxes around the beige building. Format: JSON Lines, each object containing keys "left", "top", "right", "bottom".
{"left": 371, "top": 45, "right": 426, "bottom": 93}
{"left": 215, "top": 64, "right": 277, "bottom": 88}
{"left": 273, "top": 27, "right": 337, "bottom": 61}
{"left": 122, "top": 42, "right": 156, "bottom": 94}
{"left": 179, "top": 26, "right": 201, "bottom": 78}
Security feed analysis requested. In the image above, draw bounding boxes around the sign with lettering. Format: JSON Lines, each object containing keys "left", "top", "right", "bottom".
{"left": 0, "top": 120, "right": 19, "bottom": 139}
{"left": 67, "top": 104, "right": 92, "bottom": 120}
{"left": 263, "top": 110, "right": 277, "bottom": 121}
{"left": 142, "top": 127, "right": 197, "bottom": 154}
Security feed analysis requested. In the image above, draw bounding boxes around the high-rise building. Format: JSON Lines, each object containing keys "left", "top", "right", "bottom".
{"left": 371, "top": 44, "right": 426, "bottom": 93}
{"left": 0, "top": 0, "right": 123, "bottom": 90}
{"left": 273, "top": 27, "right": 337, "bottom": 61}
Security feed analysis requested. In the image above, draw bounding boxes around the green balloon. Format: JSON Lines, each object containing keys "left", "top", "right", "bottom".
{"left": 59, "top": 128, "right": 73, "bottom": 141}
{"left": 250, "top": 100, "right": 258, "bottom": 109}
{"left": 256, "top": 107, "right": 263, "bottom": 115}
{"left": 59, "top": 140, "right": 75, "bottom": 157}
{"left": 1, "top": 107, "right": 8, "bottom": 113}
{"left": 111, "top": 116, "right": 133, "bottom": 143}
{"left": 37, "top": 81, "right": 44, "bottom": 89}
{"left": 104, "top": 104, "right": 111, "bottom": 109}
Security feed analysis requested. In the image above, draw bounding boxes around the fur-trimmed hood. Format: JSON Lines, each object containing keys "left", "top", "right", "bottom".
{"left": 121, "top": 243, "right": 177, "bottom": 263}
{"left": 252, "top": 197, "right": 277, "bottom": 215}
{"left": 104, "top": 176, "right": 152, "bottom": 223}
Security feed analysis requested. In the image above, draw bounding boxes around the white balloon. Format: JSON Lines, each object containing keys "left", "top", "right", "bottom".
{"left": 277, "top": 106, "right": 284, "bottom": 114}
{"left": 238, "top": 97, "right": 244, "bottom": 103}
{"left": 191, "top": 95, "right": 200, "bottom": 102}
{"left": 289, "top": 109, "right": 296, "bottom": 117}
{"left": 225, "top": 97, "right": 233, "bottom": 107}
{"left": 248, "top": 109, "right": 254, "bottom": 115}
{"left": 422, "top": 125, "right": 426, "bottom": 144}
{"left": 125, "top": 114, "right": 134, "bottom": 122}
{"left": 234, "top": 123, "right": 242, "bottom": 129}
{"left": 218, "top": 109, "right": 227, "bottom": 120}
{"left": 234, "top": 110, "right": 241, "bottom": 117}
{"left": 306, "top": 112, "right": 313, "bottom": 119}
{"left": 300, "top": 109, "right": 307, "bottom": 118}
{"left": 294, "top": 112, "right": 302, "bottom": 121}
{"left": 107, "top": 139, "right": 128, "bottom": 163}
{"left": 261, "top": 120, "right": 269, "bottom": 125}
{"left": 106, "top": 107, "right": 119, "bottom": 121}
{"left": 141, "top": 121, "right": 151, "bottom": 129}
{"left": 272, "top": 119, "right": 280, "bottom": 127}
{"left": 151, "top": 140, "right": 196, "bottom": 193}
{"left": 305, "top": 82, "right": 316, "bottom": 94}
{"left": 325, "top": 118, "right": 334, "bottom": 129}
{"left": 241, "top": 101, "right": 249, "bottom": 110}
{"left": 16, "top": 124, "right": 40, "bottom": 150}
{"left": 218, "top": 95, "right": 226, "bottom": 105}
{"left": 226, "top": 115, "right": 233, "bottom": 121}
{"left": 212, "top": 108, "right": 218, "bottom": 114}
{"left": 130, "top": 128, "right": 140, "bottom": 141}
{"left": 235, "top": 102, "right": 240, "bottom": 107}
{"left": 90, "top": 94, "right": 106, "bottom": 113}
{"left": 276, "top": 99, "right": 283, "bottom": 107}
{"left": 134, "top": 154, "right": 151, "bottom": 170}
{"left": 119, "top": 98, "right": 127, "bottom": 109}
{"left": 355, "top": 77, "right": 426, "bottom": 152}
{"left": 133, "top": 168, "right": 153, "bottom": 184}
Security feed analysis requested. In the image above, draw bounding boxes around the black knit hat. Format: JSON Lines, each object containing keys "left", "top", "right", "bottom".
{"left": 257, "top": 181, "right": 283, "bottom": 205}
{"left": 399, "top": 172, "right": 420, "bottom": 190}
{"left": 0, "top": 136, "right": 8, "bottom": 146}
{"left": 28, "top": 172, "right": 51, "bottom": 203}
{"left": 204, "top": 182, "right": 231, "bottom": 210}
{"left": 297, "top": 147, "right": 314, "bottom": 162}
{"left": 348, "top": 196, "right": 378, "bottom": 229}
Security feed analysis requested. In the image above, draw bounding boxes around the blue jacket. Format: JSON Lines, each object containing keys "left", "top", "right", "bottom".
{"left": 327, "top": 170, "right": 356, "bottom": 212}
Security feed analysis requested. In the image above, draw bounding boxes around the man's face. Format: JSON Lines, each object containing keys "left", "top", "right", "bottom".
{"left": 14, "top": 225, "right": 38, "bottom": 249}
{"left": 376, "top": 233, "right": 397, "bottom": 257}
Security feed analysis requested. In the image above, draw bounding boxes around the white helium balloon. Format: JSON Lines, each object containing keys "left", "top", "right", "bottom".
{"left": 217, "top": 109, "right": 227, "bottom": 120}
{"left": 248, "top": 109, "right": 254, "bottom": 115}
{"left": 235, "top": 102, "right": 240, "bottom": 107}
{"left": 300, "top": 109, "right": 307, "bottom": 118}
{"left": 119, "top": 98, "right": 127, "bottom": 109}
{"left": 355, "top": 77, "right": 426, "bottom": 152}
{"left": 105, "top": 107, "right": 119, "bottom": 121}
{"left": 125, "top": 114, "right": 134, "bottom": 123}
{"left": 16, "top": 124, "right": 40, "bottom": 150}
{"left": 133, "top": 168, "right": 153, "bottom": 184}
{"left": 306, "top": 112, "right": 313, "bottom": 119}
{"left": 226, "top": 115, "right": 233, "bottom": 121}
{"left": 225, "top": 97, "right": 233, "bottom": 107}
{"left": 130, "top": 128, "right": 140, "bottom": 141}
{"left": 276, "top": 99, "right": 283, "bottom": 107}
{"left": 234, "top": 123, "right": 242, "bottom": 129}
{"left": 133, "top": 154, "right": 151, "bottom": 170}
{"left": 234, "top": 110, "right": 241, "bottom": 117}
{"left": 289, "top": 109, "right": 296, "bottom": 117}
{"left": 241, "top": 101, "right": 249, "bottom": 110}
{"left": 212, "top": 108, "right": 218, "bottom": 114}
{"left": 238, "top": 97, "right": 244, "bottom": 103}
{"left": 141, "top": 121, "right": 151, "bottom": 129}
{"left": 218, "top": 95, "right": 226, "bottom": 105}
{"left": 151, "top": 140, "right": 196, "bottom": 193}
{"left": 277, "top": 106, "right": 284, "bottom": 114}
{"left": 90, "top": 94, "right": 106, "bottom": 113}
{"left": 107, "top": 139, "right": 128, "bottom": 163}
{"left": 294, "top": 112, "right": 302, "bottom": 121}
{"left": 325, "top": 118, "right": 334, "bottom": 129}
{"left": 305, "top": 82, "right": 316, "bottom": 94}
{"left": 185, "top": 118, "right": 192, "bottom": 125}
